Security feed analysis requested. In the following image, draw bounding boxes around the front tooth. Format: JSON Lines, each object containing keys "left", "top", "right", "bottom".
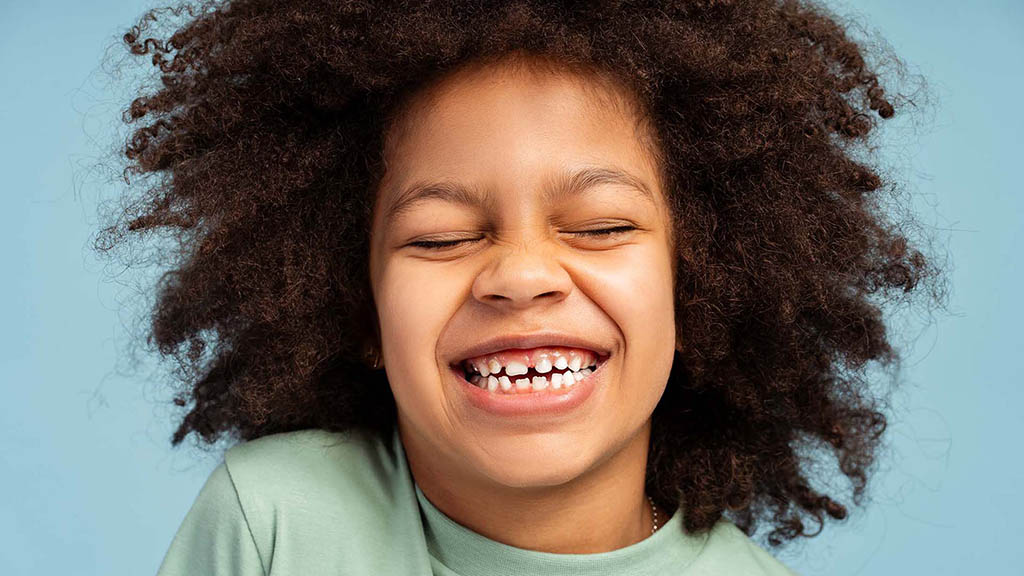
{"left": 486, "top": 375, "right": 499, "bottom": 392}
{"left": 561, "top": 370, "right": 575, "bottom": 387}
{"left": 477, "top": 360, "right": 490, "bottom": 378}
{"left": 553, "top": 355, "right": 569, "bottom": 370}
{"left": 574, "top": 370, "right": 585, "bottom": 382}
{"left": 498, "top": 375, "right": 513, "bottom": 391}
{"left": 515, "top": 378, "right": 531, "bottom": 392}
{"left": 568, "top": 355, "right": 582, "bottom": 371}
{"left": 532, "top": 376, "right": 548, "bottom": 391}
{"left": 487, "top": 358, "right": 502, "bottom": 376}
{"left": 505, "top": 361, "right": 528, "bottom": 377}
{"left": 535, "top": 357, "right": 553, "bottom": 374}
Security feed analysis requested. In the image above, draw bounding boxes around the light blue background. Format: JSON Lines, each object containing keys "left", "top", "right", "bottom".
{"left": 2, "top": 1, "right": 1020, "bottom": 574}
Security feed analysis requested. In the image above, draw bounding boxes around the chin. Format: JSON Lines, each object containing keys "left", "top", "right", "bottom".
{"left": 466, "top": 436, "right": 594, "bottom": 488}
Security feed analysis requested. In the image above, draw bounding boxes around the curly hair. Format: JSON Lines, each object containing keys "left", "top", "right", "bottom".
{"left": 96, "top": 0, "right": 945, "bottom": 548}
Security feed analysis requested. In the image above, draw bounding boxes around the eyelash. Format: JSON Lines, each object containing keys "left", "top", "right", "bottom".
{"left": 408, "top": 226, "right": 637, "bottom": 250}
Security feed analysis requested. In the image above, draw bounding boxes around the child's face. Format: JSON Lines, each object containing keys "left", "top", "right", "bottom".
{"left": 368, "top": 60, "right": 677, "bottom": 489}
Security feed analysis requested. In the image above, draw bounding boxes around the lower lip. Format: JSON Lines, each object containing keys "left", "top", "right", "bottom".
{"left": 450, "top": 357, "right": 607, "bottom": 418}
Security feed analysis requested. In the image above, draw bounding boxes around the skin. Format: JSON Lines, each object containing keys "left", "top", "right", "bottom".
{"left": 367, "top": 57, "right": 678, "bottom": 553}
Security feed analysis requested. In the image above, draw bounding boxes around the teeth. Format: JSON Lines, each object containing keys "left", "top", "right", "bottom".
{"left": 505, "top": 361, "right": 529, "bottom": 377}
{"left": 535, "top": 357, "right": 553, "bottom": 374}
{"left": 461, "top": 352, "right": 604, "bottom": 394}
{"left": 550, "top": 372, "right": 563, "bottom": 389}
{"left": 563, "top": 370, "right": 576, "bottom": 386}
{"left": 463, "top": 353, "right": 597, "bottom": 376}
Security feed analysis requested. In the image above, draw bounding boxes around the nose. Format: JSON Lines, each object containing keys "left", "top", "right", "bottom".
{"left": 471, "top": 236, "right": 573, "bottom": 310}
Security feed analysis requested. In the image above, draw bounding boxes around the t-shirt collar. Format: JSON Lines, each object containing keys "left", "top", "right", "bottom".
{"left": 411, "top": 470, "right": 708, "bottom": 576}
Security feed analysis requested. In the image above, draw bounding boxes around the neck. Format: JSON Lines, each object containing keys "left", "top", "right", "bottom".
{"left": 400, "top": 418, "right": 657, "bottom": 554}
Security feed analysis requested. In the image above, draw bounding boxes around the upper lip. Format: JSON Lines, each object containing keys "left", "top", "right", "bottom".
{"left": 449, "top": 332, "right": 612, "bottom": 365}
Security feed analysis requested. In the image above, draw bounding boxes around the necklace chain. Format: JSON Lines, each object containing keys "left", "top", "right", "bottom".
{"left": 647, "top": 495, "right": 659, "bottom": 535}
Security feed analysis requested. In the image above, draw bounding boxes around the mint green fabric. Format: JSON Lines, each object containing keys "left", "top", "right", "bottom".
{"left": 155, "top": 425, "right": 798, "bottom": 575}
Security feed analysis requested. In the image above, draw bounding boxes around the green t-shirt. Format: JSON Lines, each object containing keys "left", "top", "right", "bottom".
{"left": 155, "top": 425, "right": 799, "bottom": 575}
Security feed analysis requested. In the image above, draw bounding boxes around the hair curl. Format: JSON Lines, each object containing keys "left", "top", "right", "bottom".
{"left": 96, "top": 0, "right": 946, "bottom": 548}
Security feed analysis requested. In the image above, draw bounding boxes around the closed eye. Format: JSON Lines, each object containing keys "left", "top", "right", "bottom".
{"left": 407, "top": 226, "right": 637, "bottom": 250}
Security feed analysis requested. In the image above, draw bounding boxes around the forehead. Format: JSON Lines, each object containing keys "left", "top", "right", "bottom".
{"left": 377, "top": 58, "right": 662, "bottom": 212}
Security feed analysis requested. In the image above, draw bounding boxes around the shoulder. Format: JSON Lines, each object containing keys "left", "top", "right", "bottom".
{"left": 688, "top": 519, "right": 800, "bottom": 576}
{"left": 156, "top": 461, "right": 270, "bottom": 576}
{"left": 220, "top": 426, "right": 411, "bottom": 562}
{"left": 222, "top": 425, "right": 400, "bottom": 514}
{"left": 223, "top": 426, "right": 396, "bottom": 492}
{"left": 158, "top": 425, "right": 425, "bottom": 575}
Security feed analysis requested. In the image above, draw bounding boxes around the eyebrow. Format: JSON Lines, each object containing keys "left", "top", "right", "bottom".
{"left": 383, "top": 165, "right": 657, "bottom": 226}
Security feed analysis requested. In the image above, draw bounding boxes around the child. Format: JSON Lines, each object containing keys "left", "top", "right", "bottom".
{"left": 100, "top": 0, "right": 942, "bottom": 573}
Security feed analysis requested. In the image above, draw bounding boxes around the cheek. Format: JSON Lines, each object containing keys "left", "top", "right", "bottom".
{"left": 579, "top": 244, "right": 675, "bottom": 338}
{"left": 598, "top": 244, "right": 677, "bottom": 413}
{"left": 375, "top": 259, "right": 465, "bottom": 369}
